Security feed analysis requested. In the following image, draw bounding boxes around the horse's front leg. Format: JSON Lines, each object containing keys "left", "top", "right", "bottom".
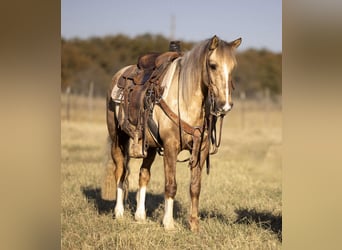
{"left": 135, "top": 148, "right": 157, "bottom": 221}
{"left": 189, "top": 140, "right": 209, "bottom": 232}
{"left": 189, "top": 165, "right": 202, "bottom": 232}
{"left": 162, "top": 143, "right": 179, "bottom": 230}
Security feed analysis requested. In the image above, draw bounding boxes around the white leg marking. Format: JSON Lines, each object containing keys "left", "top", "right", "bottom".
{"left": 135, "top": 186, "right": 146, "bottom": 221}
{"left": 163, "top": 198, "right": 175, "bottom": 230}
{"left": 115, "top": 184, "right": 124, "bottom": 218}
{"left": 222, "top": 63, "right": 231, "bottom": 112}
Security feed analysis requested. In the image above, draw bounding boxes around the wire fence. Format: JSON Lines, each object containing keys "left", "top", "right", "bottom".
{"left": 61, "top": 87, "right": 282, "bottom": 129}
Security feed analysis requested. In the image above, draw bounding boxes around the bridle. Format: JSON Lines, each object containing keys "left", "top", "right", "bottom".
{"left": 205, "top": 48, "right": 235, "bottom": 117}
{"left": 204, "top": 49, "right": 235, "bottom": 172}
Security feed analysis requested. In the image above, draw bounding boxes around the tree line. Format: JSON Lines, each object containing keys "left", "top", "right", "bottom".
{"left": 61, "top": 33, "right": 281, "bottom": 98}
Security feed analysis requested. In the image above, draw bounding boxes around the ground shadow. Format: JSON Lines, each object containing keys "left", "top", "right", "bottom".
{"left": 81, "top": 187, "right": 115, "bottom": 215}
{"left": 199, "top": 209, "right": 230, "bottom": 224}
{"left": 235, "top": 208, "right": 282, "bottom": 241}
{"left": 81, "top": 187, "right": 281, "bottom": 238}
{"left": 81, "top": 186, "right": 183, "bottom": 220}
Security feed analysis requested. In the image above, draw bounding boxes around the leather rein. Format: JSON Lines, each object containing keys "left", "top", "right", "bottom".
{"left": 155, "top": 52, "right": 226, "bottom": 174}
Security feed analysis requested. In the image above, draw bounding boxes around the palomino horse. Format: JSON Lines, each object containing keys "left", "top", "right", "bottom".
{"left": 102, "top": 35, "right": 241, "bottom": 231}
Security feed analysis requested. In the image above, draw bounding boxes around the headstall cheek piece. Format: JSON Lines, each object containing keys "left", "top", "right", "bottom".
{"left": 204, "top": 52, "right": 226, "bottom": 157}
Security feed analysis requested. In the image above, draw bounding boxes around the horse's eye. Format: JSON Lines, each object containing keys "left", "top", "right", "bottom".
{"left": 209, "top": 64, "right": 217, "bottom": 70}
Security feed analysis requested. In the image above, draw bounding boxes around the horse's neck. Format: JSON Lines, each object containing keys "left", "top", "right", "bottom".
{"left": 162, "top": 59, "right": 205, "bottom": 126}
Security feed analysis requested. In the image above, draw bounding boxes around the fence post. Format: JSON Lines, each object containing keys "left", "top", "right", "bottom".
{"left": 66, "top": 86, "right": 71, "bottom": 121}
{"left": 88, "top": 81, "right": 94, "bottom": 121}
{"left": 240, "top": 91, "right": 246, "bottom": 130}
{"left": 264, "top": 87, "right": 270, "bottom": 127}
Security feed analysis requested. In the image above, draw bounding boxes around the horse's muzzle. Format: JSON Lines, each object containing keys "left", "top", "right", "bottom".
{"left": 212, "top": 102, "right": 233, "bottom": 116}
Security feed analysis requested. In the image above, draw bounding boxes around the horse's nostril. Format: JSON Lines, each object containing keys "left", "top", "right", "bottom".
{"left": 220, "top": 103, "right": 232, "bottom": 113}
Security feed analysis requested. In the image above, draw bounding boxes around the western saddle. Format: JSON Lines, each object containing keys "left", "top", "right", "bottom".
{"left": 113, "top": 41, "right": 182, "bottom": 158}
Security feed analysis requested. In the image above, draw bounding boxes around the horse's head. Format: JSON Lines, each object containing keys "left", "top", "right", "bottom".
{"left": 205, "top": 35, "right": 241, "bottom": 116}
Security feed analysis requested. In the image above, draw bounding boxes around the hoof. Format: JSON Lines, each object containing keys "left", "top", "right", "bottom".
{"left": 189, "top": 216, "right": 200, "bottom": 232}
{"left": 163, "top": 217, "right": 176, "bottom": 231}
{"left": 115, "top": 207, "right": 124, "bottom": 219}
{"left": 134, "top": 210, "right": 146, "bottom": 222}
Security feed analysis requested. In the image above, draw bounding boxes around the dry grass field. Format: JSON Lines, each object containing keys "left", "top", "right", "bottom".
{"left": 61, "top": 94, "right": 282, "bottom": 249}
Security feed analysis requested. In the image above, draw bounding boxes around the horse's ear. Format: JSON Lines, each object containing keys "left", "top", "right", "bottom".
{"left": 231, "top": 38, "right": 242, "bottom": 49}
{"left": 209, "top": 35, "right": 219, "bottom": 50}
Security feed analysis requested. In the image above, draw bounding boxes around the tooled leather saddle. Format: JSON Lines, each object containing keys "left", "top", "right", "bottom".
{"left": 113, "top": 43, "right": 182, "bottom": 157}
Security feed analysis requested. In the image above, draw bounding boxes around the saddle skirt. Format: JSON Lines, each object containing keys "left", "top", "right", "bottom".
{"left": 111, "top": 84, "right": 123, "bottom": 103}
{"left": 111, "top": 51, "right": 181, "bottom": 117}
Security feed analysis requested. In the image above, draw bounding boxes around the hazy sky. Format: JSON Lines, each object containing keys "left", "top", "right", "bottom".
{"left": 61, "top": 0, "right": 282, "bottom": 52}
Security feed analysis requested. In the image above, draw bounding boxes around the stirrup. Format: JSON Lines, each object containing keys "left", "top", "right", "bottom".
{"left": 128, "top": 131, "right": 147, "bottom": 158}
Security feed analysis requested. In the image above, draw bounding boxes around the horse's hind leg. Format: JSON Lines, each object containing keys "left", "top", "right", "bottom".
{"left": 162, "top": 144, "right": 179, "bottom": 230}
{"left": 135, "top": 148, "right": 157, "bottom": 221}
{"left": 112, "top": 140, "right": 129, "bottom": 218}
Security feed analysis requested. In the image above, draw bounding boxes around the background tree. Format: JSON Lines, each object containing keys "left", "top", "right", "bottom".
{"left": 61, "top": 34, "right": 281, "bottom": 98}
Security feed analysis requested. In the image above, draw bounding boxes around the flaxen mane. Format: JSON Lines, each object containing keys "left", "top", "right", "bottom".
{"left": 179, "top": 39, "right": 210, "bottom": 102}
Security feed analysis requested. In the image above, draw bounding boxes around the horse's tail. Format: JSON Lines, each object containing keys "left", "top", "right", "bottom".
{"left": 101, "top": 66, "right": 128, "bottom": 201}
{"left": 101, "top": 135, "right": 116, "bottom": 201}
